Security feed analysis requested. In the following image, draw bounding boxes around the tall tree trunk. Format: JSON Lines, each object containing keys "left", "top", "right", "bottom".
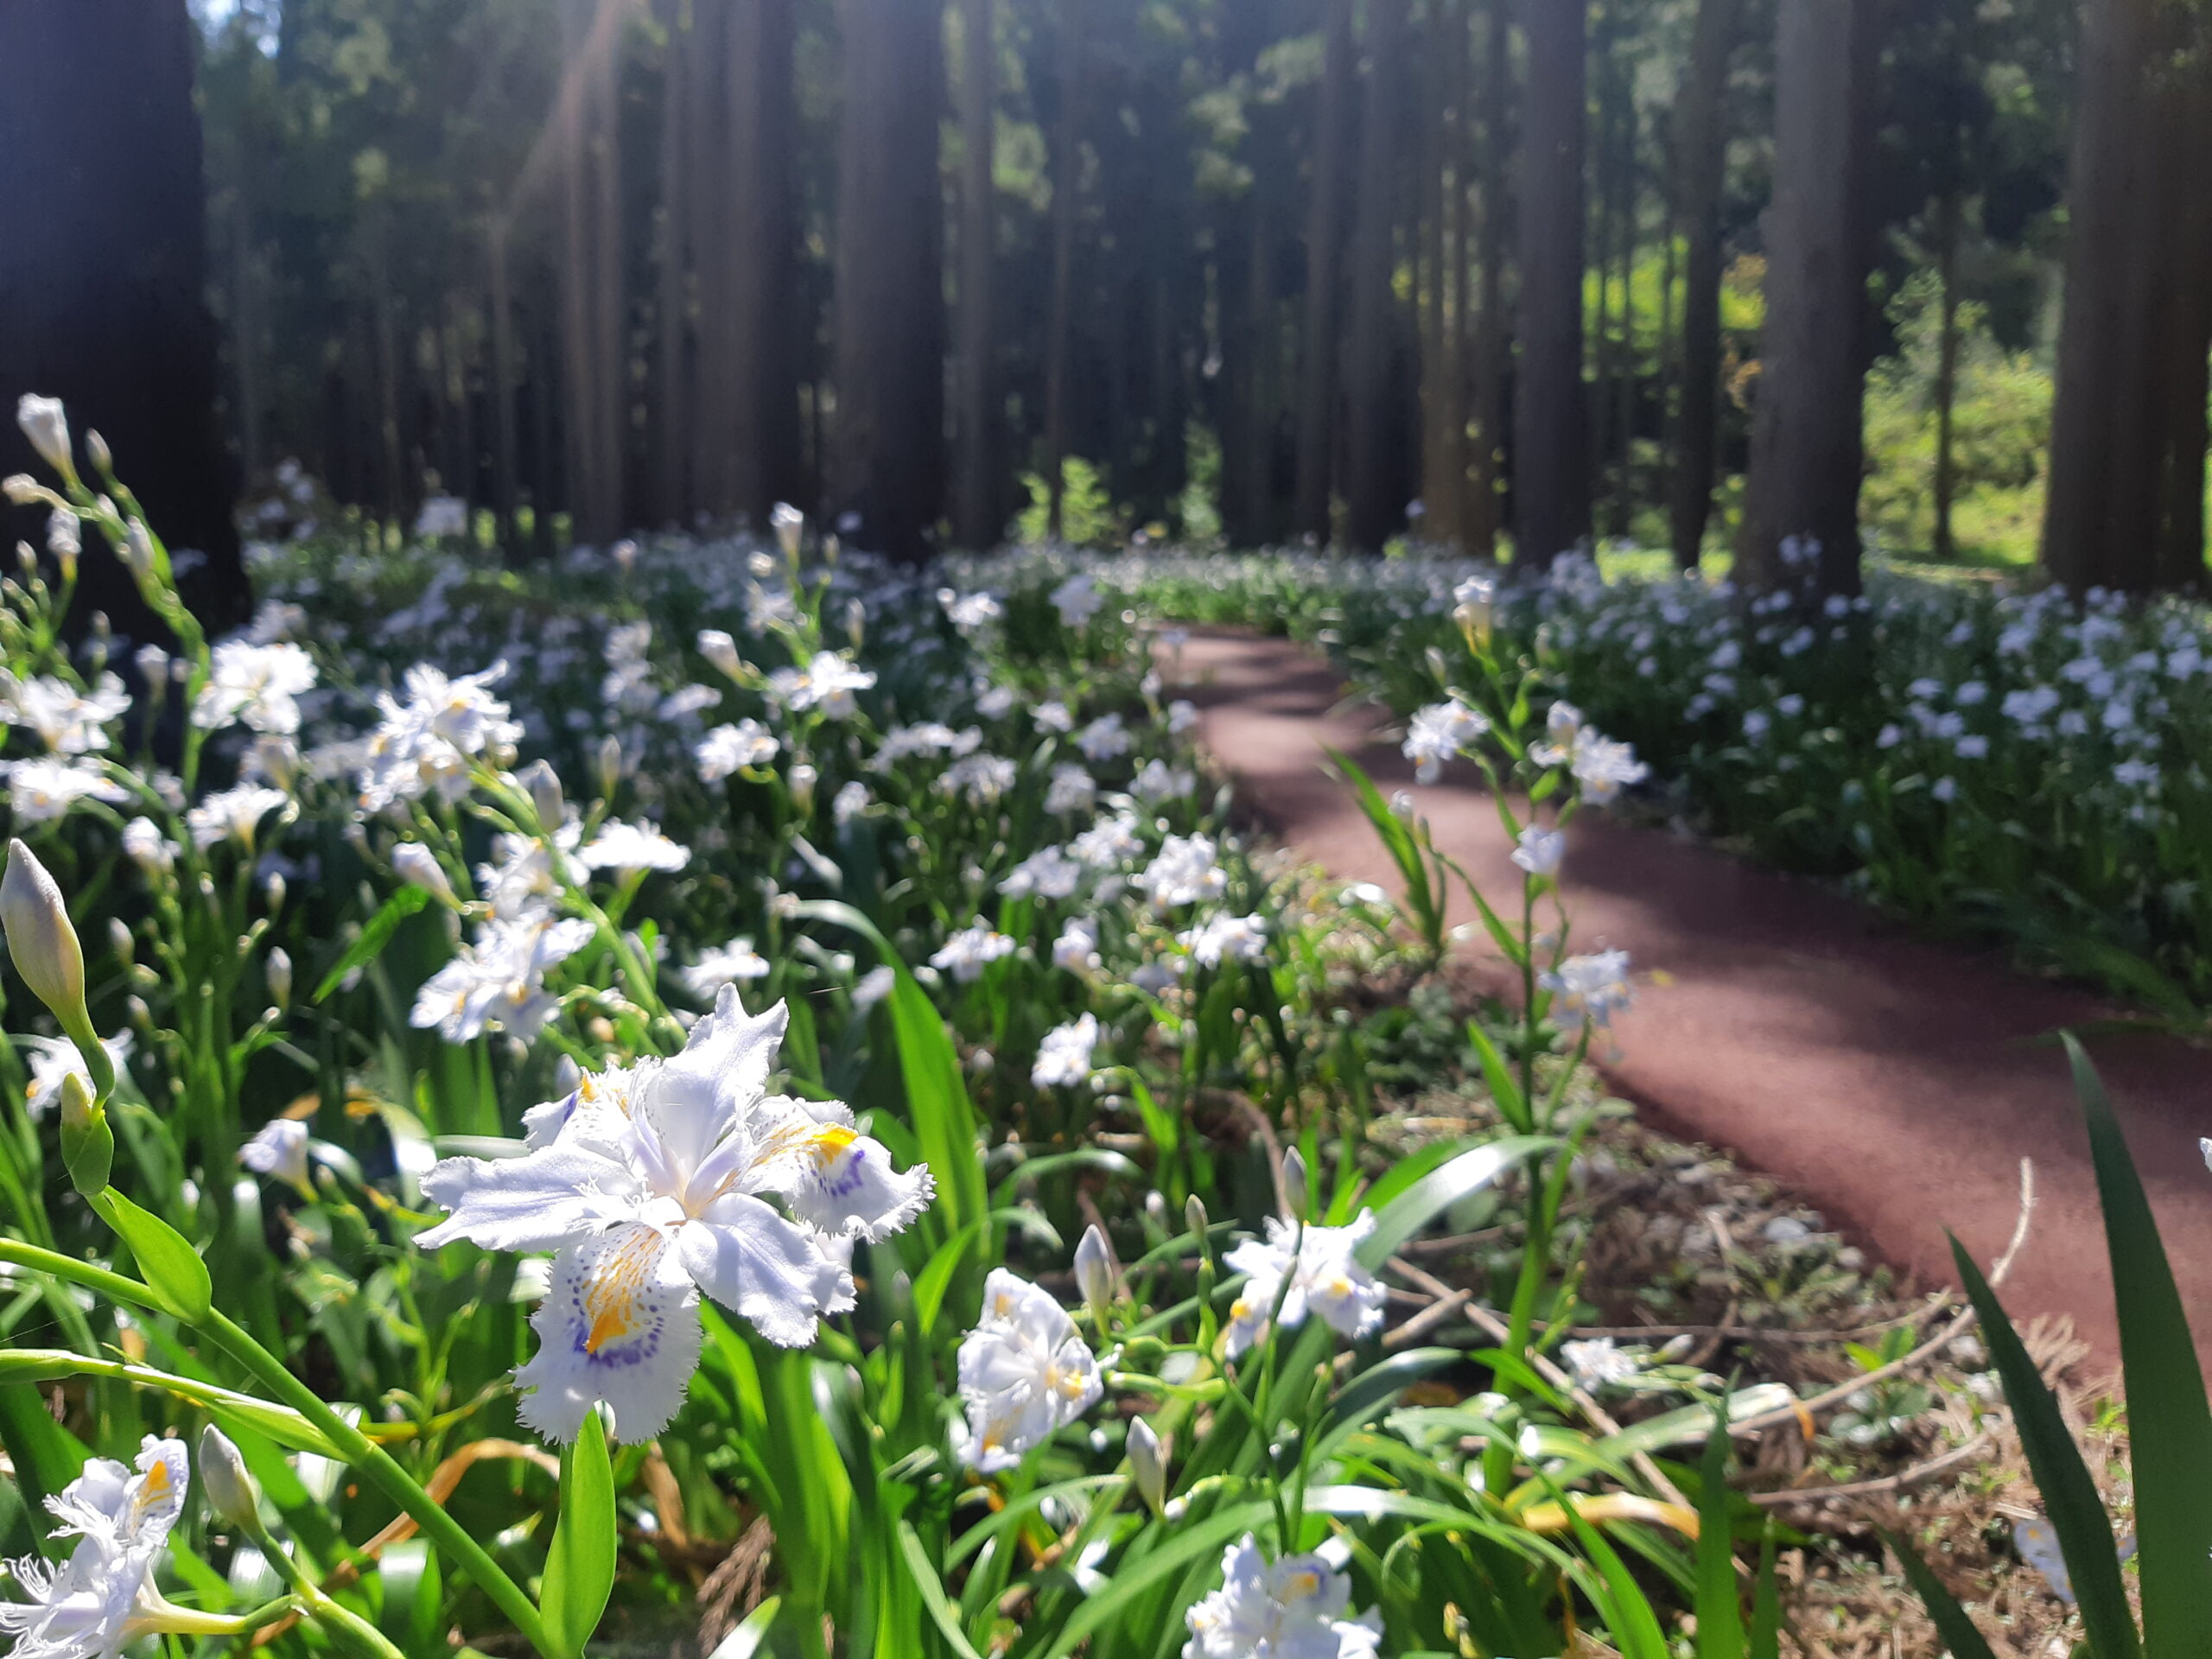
{"left": 487, "top": 219, "right": 522, "bottom": 556}
{"left": 2148, "top": 48, "right": 2212, "bottom": 590}
{"left": 1416, "top": 0, "right": 1460, "bottom": 549}
{"left": 0, "top": 0, "right": 248, "bottom": 639}
{"left": 1513, "top": 0, "right": 1591, "bottom": 568}
{"left": 1666, "top": 0, "right": 1743, "bottom": 569}
{"left": 2040, "top": 0, "right": 2164, "bottom": 592}
{"left": 1043, "top": 0, "right": 1084, "bottom": 539}
{"left": 1735, "top": 0, "right": 1872, "bottom": 597}
{"left": 654, "top": 5, "right": 690, "bottom": 529}
{"left": 724, "top": 0, "right": 801, "bottom": 523}
{"left": 830, "top": 0, "right": 946, "bottom": 562}
{"left": 229, "top": 185, "right": 265, "bottom": 483}
{"left": 1344, "top": 0, "right": 1409, "bottom": 553}
{"left": 1294, "top": 0, "right": 1356, "bottom": 541}
{"left": 1931, "top": 189, "right": 1960, "bottom": 564}
{"left": 953, "top": 0, "right": 1000, "bottom": 548}
{"left": 1467, "top": 0, "right": 1512, "bottom": 556}
{"left": 556, "top": 0, "right": 629, "bottom": 545}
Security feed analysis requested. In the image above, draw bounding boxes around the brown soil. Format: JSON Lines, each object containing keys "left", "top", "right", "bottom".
{"left": 1168, "top": 627, "right": 2212, "bottom": 1369}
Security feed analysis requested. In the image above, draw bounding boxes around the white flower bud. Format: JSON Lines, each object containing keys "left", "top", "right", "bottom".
{"left": 2, "top": 474, "right": 40, "bottom": 504}
{"left": 1184, "top": 1193, "right": 1208, "bottom": 1238}
{"left": 46, "top": 508, "right": 79, "bottom": 559}
{"left": 596, "top": 734, "right": 623, "bottom": 799}
{"left": 1074, "top": 1224, "right": 1118, "bottom": 1325}
{"left": 85, "top": 430, "right": 111, "bottom": 477}
{"left": 106, "top": 917, "right": 133, "bottom": 968}
{"left": 519, "top": 759, "right": 565, "bottom": 830}
{"left": 263, "top": 870, "right": 287, "bottom": 913}
{"left": 121, "top": 520, "right": 156, "bottom": 580}
{"left": 198, "top": 1424, "right": 262, "bottom": 1529}
{"left": 391, "top": 842, "right": 455, "bottom": 905}
{"left": 1127, "top": 1418, "right": 1168, "bottom": 1514}
{"left": 1281, "top": 1147, "right": 1308, "bottom": 1220}
{"left": 3, "top": 839, "right": 88, "bottom": 1032}
{"left": 772, "top": 501, "right": 804, "bottom": 561}
{"left": 788, "top": 762, "right": 817, "bottom": 814}
{"left": 266, "top": 946, "right": 292, "bottom": 1008}
{"left": 15, "top": 395, "right": 70, "bottom": 474}
{"left": 697, "top": 629, "right": 743, "bottom": 680}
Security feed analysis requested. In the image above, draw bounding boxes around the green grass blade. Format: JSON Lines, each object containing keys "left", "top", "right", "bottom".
{"left": 1949, "top": 1231, "right": 2140, "bottom": 1659}
{"left": 1749, "top": 1522, "right": 1783, "bottom": 1659}
{"left": 896, "top": 1521, "right": 988, "bottom": 1659}
{"left": 2064, "top": 1033, "right": 2212, "bottom": 1653}
{"left": 1693, "top": 1414, "right": 1745, "bottom": 1658}
{"left": 1355, "top": 1136, "right": 1551, "bottom": 1267}
{"left": 1882, "top": 1529, "right": 1999, "bottom": 1659}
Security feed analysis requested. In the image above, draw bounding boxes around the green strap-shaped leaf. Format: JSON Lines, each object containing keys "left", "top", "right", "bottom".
{"left": 1949, "top": 1230, "right": 2140, "bottom": 1659}
{"left": 1882, "top": 1529, "right": 1999, "bottom": 1659}
{"left": 1356, "top": 1136, "right": 1552, "bottom": 1268}
{"left": 1693, "top": 1411, "right": 1745, "bottom": 1659}
{"left": 541, "top": 1410, "right": 617, "bottom": 1659}
{"left": 895, "top": 1522, "right": 988, "bottom": 1659}
{"left": 2065, "top": 1033, "right": 2212, "bottom": 1652}
{"left": 314, "top": 885, "right": 431, "bottom": 1001}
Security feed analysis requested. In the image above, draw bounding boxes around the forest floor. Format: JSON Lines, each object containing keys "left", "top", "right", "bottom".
{"left": 1162, "top": 626, "right": 2212, "bottom": 1371}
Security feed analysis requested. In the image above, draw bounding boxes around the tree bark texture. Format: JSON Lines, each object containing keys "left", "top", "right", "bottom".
{"left": 1344, "top": 0, "right": 1410, "bottom": 552}
{"left": 0, "top": 0, "right": 249, "bottom": 639}
{"left": 1666, "top": 0, "right": 1745, "bottom": 569}
{"left": 1736, "top": 0, "right": 1872, "bottom": 597}
{"left": 1294, "top": 0, "right": 1357, "bottom": 542}
{"left": 1513, "top": 0, "right": 1591, "bottom": 568}
{"left": 830, "top": 0, "right": 946, "bottom": 562}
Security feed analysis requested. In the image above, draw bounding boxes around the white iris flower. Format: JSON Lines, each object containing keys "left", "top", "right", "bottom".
{"left": 1223, "top": 1214, "right": 1387, "bottom": 1357}
{"left": 955, "top": 1269, "right": 1103, "bottom": 1472}
{"left": 0, "top": 1436, "right": 238, "bottom": 1659}
{"left": 1182, "top": 1534, "right": 1382, "bottom": 1659}
{"left": 416, "top": 989, "right": 932, "bottom": 1443}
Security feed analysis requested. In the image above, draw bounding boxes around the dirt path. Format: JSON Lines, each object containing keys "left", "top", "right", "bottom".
{"left": 1170, "top": 627, "right": 2212, "bottom": 1367}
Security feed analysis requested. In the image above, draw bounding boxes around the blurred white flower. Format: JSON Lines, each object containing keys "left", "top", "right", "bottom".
{"left": 2, "top": 671, "right": 132, "bottom": 753}
{"left": 930, "top": 925, "right": 1015, "bottom": 983}
{"left": 1182, "top": 1534, "right": 1381, "bottom": 1659}
{"left": 1179, "top": 912, "right": 1267, "bottom": 968}
{"left": 21, "top": 1033, "right": 131, "bottom": 1120}
{"left": 579, "top": 820, "right": 690, "bottom": 874}
{"left": 1510, "top": 826, "right": 1566, "bottom": 878}
{"left": 683, "top": 940, "right": 772, "bottom": 1000}
{"left": 696, "top": 720, "right": 780, "bottom": 782}
{"left": 1223, "top": 1213, "right": 1386, "bottom": 1357}
{"left": 1540, "top": 949, "right": 1633, "bottom": 1033}
{"left": 1075, "top": 713, "right": 1132, "bottom": 762}
{"left": 1402, "top": 701, "right": 1488, "bottom": 784}
{"left": 1032, "top": 1013, "right": 1099, "bottom": 1089}
{"left": 956, "top": 1269, "right": 1102, "bottom": 1471}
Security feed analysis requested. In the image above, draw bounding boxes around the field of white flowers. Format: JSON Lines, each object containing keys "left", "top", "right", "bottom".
{"left": 5, "top": 395, "right": 2208, "bottom": 1659}
{"left": 982, "top": 541, "right": 2212, "bottom": 1017}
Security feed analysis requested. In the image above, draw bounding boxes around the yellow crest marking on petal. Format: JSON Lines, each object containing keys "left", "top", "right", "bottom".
{"left": 805, "top": 1124, "right": 859, "bottom": 1167}
{"left": 582, "top": 1229, "right": 665, "bottom": 1355}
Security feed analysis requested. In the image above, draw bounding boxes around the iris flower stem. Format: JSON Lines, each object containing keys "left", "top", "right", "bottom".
{"left": 0, "top": 1241, "right": 548, "bottom": 1654}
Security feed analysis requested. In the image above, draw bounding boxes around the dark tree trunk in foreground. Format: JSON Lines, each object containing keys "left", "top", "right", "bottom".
{"left": 830, "top": 0, "right": 945, "bottom": 562}
{"left": 1344, "top": 0, "right": 1409, "bottom": 553}
{"left": 1512, "top": 0, "right": 1590, "bottom": 568}
{"left": 1667, "top": 0, "right": 1743, "bottom": 569}
{"left": 1294, "top": 0, "right": 1356, "bottom": 542}
{"left": 1736, "top": 0, "right": 1873, "bottom": 596}
{"left": 0, "top": 0, "right": 247, "bottom": 639}
{"left": 953, "top": 0, "right": 1001, "bottom": 549}
{"left": 2042, "top": 0, "right": 2212, "bottom": 594}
